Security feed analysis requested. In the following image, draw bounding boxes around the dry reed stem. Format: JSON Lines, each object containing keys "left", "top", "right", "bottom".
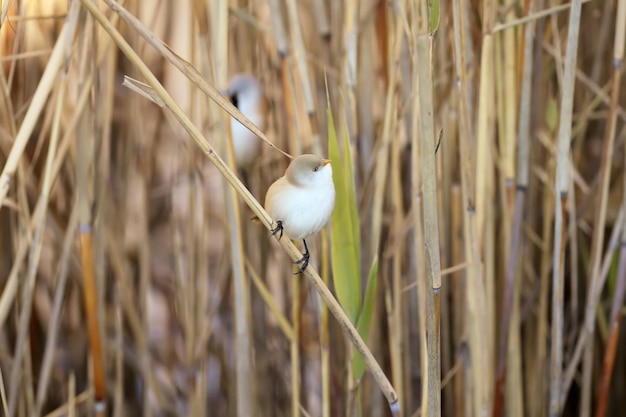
{"left": 113, "top": 286, "right": 124, "bottom": 417}
{"left": 491, "top": 0, "right": 593, "bottom": 33}
{"left": 79, "top": 230, "right": 106, "bottom": 412}
{"left": 284, "top": 0, "right": 315, "bottom": 118}
{"left": 0, "top": 66, "right": 92, "bottom": 329}
{"left": 0, "top": 366, "right": 7, "bottom": 416}
{"left": 266, "top": 6, "right": 302, "bottom": 415}
{"left": 0, "top": 0, "right": 10, "bottom": 26}
{"left": 549, "top": 0, "right": 582, "bottom": 415}
{"left": 415, "top": 32, "right": 442, "bottom": 417}
{"left": 579, "top": 2, "right": 625, "bottom": 415}
{"left": 591, "top": 4, "right": 626, "bottom": 417}
{"left": 7, "top": 5, "right": 79, "bottom": 412}
{"left": 211, "top": 0, "right": 255, "bottom": 414}
{"left": 494, "top": 0, "right": 536, "bottom": 413}
{"left": 383, "top": 94, "right": 408, "bottom": 416}
{"left": 389, "top": 116, "right": 406, "bottom": 416}
{"left": 74, "top": 10, "right": 107, "bottom": 414}
{"left": 42, "top": 391, "right": 90, "bottom": 417}
{"left": 0, "top": 19, "right": 68, "bottom": 208}
{"left": 582, "top": 10, "right": 622, "bottom": 417}
{"left": 67, "top": 373, "right": 75, "bottom": 417}
{"left": 246, "top": 258, "right": 295, "bottom": 340}
{"left": 320, "top": 228, "right": 330, "bottom": 417}
{"left": 594, "top": 8, "right": 626, "bottom": 414}
{"left": 291, "top": 270, "right": 301, "bottom": 417}
{"left": 594, "top": 212, "right": 626, "bottom": 417}
{"left": 451, "top": 0, "right": 490, "bottom": 412}
{"left": 561, "top": 206, "right": 625, "bottom": 398}
{"left": 34, "top": 203, "right": 79, "bottom": 414}
{"left": 498, "top": 26, "right": 519, "bottom": 417}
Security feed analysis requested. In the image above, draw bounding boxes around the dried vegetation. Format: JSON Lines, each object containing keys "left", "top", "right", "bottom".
{"left": 0, "top": 0, "right": 625, "bottom": 416}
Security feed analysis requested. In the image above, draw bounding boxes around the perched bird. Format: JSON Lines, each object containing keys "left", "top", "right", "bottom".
{"left": 265, "top": 154, "right": 336, "bottom": 274}
{"left": 224, "top": 74, "right": 266, "bottom": 168}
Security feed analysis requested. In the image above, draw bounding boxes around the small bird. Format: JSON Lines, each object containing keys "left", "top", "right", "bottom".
{"left": 265, "top": 154, "right": 336, "bottom": 274}
{"left": 224, "top": 74, "right": 266, "bottom": 168}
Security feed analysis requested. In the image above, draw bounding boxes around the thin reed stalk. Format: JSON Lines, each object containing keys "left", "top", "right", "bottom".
{"left": 0, "top": 18, "right": 69, "bottom": 208}
{"left": 549, "top": 1, "right": 582, "bottom": 415}
{"left": 415, "top": 32, "right": 442, "bottom": 417}
{"left": 494, "top": 1, "right": 535, "bottom": 415}
{"left": 593, "top": 10, "right": 626, "bottom": 414}
{"left": 7, "top": 7, "right": 78, "bottom": 413}
{"left": 212, "top": 0, "right": 255, "bottom": 414}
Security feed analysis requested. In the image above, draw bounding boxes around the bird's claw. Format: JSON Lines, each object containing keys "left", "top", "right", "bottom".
{"left": 271, "top": 221, "right": 284, "bottom": 240}
{"left": 293, "top": 252, "right": 310, "bottom": 275}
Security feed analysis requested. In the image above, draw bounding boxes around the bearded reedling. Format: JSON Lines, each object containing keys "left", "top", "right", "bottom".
{"left": 264, "top": 155, "right": 335, "bottom": 274}
{"left": 223, "top": 74, "right": 266, "bottom": 169}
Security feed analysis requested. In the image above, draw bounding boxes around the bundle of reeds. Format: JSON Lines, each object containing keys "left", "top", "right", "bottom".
{"left": 0, "top": 0, "right": 625, "bottom": 416}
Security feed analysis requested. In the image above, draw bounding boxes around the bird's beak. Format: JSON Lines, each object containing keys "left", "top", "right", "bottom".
{"left": 322, "top": 159, "right": 331, "bottom": 166}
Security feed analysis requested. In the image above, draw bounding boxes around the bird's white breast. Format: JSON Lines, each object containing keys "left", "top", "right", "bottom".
{"left": 265, "top": 175, "right": 335, "bottom": 240}
{"left": 230, "top": 110, "right": 263, "bottom": 168}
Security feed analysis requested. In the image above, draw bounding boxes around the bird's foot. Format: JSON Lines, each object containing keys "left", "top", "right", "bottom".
{"left": 293, "top": 239, "right": 310, "bottom": 275}
{"left": 293, "top": 252, "right": 310, "bottom": 275}
{"left": 271, "top": 221, "right": 283, "bottom": 240}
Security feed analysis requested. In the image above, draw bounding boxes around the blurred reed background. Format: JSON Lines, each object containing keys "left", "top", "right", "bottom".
{"left": 0, "top": 0, "right": 625, "bottom": 416}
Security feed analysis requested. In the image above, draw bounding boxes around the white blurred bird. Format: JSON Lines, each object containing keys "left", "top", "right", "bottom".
{"left": 224, "top": 74, "right": 266, "bottom": 168}
{"left": 265, "top": 154, "right": 335, "bottom": 274}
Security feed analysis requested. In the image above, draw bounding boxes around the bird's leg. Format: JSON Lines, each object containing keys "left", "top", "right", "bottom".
{"left": 271, "top": 220, "right": 283, "bottom": 240}
{"left": 294, "top": 239, "right": 310, "bottom": 275}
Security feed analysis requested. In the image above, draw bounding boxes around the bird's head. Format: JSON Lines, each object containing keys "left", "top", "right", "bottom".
{"left": 224, "top": 74, "right": 262, "bottom": 112}
{"left": 286, "top": 154, "right": 333, "bottom": 187}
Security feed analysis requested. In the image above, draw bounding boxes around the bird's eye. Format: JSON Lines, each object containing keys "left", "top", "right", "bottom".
{"left": 313, "top": 165, "right": 320, "bottom": 172}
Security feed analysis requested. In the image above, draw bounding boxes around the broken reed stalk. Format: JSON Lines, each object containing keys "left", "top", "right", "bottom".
{"left": 81, "top": 0, "right": 399, "bottom": 410}
{"left": 549, "top": 1, "right": 582, "bottom": 415}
